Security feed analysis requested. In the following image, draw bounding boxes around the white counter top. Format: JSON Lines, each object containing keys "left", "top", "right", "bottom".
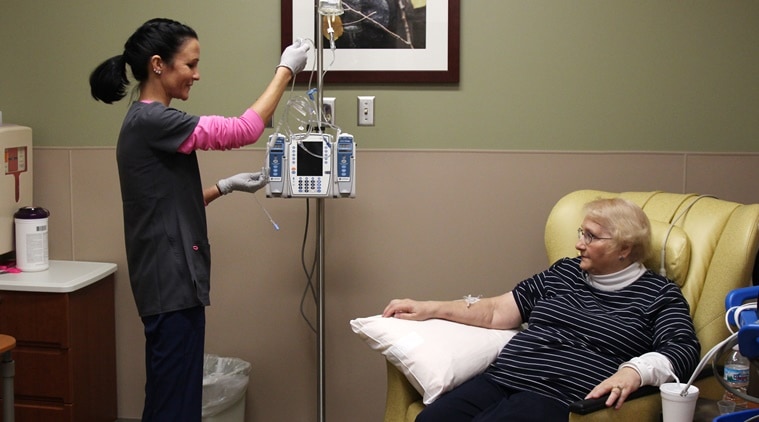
{"left": 0, "top": 260, "right": 117, "bottom": 293}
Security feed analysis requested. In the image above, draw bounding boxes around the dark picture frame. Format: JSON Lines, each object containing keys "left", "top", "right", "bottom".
{"left": 281, "top": 0, "right": 460, "bottom": 84}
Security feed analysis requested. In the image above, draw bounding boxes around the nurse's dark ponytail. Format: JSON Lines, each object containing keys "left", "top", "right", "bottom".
{"left": 89, "top": 55, "right": 129, "bottom": 104}
{"left": 89, "top": 18, "right": 197, "bottom": 104}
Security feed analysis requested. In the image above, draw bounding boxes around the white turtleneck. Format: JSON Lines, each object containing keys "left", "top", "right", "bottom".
{"left": 584, "top": 262, "right": 646, "bottom": 291}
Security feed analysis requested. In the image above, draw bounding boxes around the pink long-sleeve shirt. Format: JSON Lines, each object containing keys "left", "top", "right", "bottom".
{"left": 177, "top": 108, "right": 265, "bottom": 154}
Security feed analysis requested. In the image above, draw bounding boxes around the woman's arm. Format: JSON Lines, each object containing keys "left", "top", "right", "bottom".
{"left": 178, "top": 68, "right": 293, "bottom": 154}
{"left": 203, "top": 184, "right": 222, "bottom": 206}
{"left": 178, "top": 43, "right": 308, "bottom": 153}
{"left": 585, "top": 284, "right": 698, "bottom": 410}
{"left": 250, "top": 67, "right": 295, "bottom": 125}
{"left": 382, "top": 291, "right": 522, "bottom": 330}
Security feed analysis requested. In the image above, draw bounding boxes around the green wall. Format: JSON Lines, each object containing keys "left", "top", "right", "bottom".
{"left": 1, "top": 1, "right": 757, "bottom": 151}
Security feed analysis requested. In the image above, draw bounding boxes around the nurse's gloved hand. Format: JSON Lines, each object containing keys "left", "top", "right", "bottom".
{"left": 217, "top": 172, "right": 269, "bottom": 195}
{"left": 277, "top": 39, "right": 311, "bottom": 75}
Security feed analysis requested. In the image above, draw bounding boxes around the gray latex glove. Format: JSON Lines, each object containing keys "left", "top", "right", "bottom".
{"left": 277, "top": 39, "right": 310, "bottom": 75}
{"left": 217, "top": 172, "right": 268, "bottom": 195}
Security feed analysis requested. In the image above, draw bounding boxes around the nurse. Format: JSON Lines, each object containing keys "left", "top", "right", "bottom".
{"left": 89, "top": 17, "right": 309, "bottom": 421}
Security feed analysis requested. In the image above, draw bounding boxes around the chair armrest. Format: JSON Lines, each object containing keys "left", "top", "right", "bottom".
{"left": 569, "top": 386, "right": 659, "bottom": 415}
{"left": 569, "top": 367, "right": 715, "bottom": 416}
{"left": 384, "top": 360, "right": 423, "bottom": 422}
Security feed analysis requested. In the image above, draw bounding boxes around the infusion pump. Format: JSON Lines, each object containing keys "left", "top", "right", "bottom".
{"left": 266, "top": 132, "right": 356, "bottom": 198}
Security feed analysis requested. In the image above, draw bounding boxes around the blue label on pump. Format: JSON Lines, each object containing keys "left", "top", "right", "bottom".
{"left": 268, "top": 137, "right": 285, "bottom": 180}
{"left": 336, "top": 136, "right": 353, "bottom": 181}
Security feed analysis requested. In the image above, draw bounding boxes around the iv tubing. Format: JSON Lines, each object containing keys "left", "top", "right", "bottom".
{"left": 680, "top": 332, "right": 737, "bottom": 396}
{"left": 679, "top": 303, "right": 756, "bottom": 396}
{"left": 253, "top": 194, "right": 279, "bottom": 231}
{"left": 659, "top": 195, "right": 715, "bottom": 277}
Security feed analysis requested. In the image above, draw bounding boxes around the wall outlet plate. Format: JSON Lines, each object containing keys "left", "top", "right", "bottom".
{"left": 323, "top": 97, "right": 336, "bottom": 125}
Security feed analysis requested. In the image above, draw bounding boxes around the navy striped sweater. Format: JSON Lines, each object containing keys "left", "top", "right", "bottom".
{"left": 485, "top": 257, "right": 700, "bottom": 406}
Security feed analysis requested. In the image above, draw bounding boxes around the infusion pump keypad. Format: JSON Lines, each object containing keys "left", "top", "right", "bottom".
{"left": 297, "top": 177, "right": 324, "bottom": 194}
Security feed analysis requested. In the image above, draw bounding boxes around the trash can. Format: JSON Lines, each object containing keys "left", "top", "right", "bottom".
{"left": 202, "top": 354, "right": 252, "bottom": 422}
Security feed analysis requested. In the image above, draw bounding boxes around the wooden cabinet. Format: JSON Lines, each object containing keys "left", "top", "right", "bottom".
{"left": 0, "top": 262, "right": 117, "bottom": 422}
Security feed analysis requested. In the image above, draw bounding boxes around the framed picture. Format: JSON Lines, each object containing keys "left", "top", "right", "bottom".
{"left": 281, "top": 0, "right": 460, "bottom": 84}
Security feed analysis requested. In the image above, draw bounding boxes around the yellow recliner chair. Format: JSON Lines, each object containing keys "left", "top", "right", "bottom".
{"left": 383, "top": 190, "right": 759, "bottom": 422}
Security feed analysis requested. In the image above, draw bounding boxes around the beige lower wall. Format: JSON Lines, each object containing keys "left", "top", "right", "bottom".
{"left": 32, "top": 147, "right": 759, "bottom": 421}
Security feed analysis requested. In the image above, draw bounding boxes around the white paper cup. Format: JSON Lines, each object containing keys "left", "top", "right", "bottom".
{"left": 660, "top": 383, "right": 699, "bottom": 422}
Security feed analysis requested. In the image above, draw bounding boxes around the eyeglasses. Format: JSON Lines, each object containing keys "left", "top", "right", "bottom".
{"left": 577, "top": 228, "right": 612, "bottom": 245}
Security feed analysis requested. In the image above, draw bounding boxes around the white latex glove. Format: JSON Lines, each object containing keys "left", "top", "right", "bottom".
{"left": 217, "top": 172, "right": 268, "bottom": 195}
{"left": 277, "top": 39, "right": 311, "bottom": 75}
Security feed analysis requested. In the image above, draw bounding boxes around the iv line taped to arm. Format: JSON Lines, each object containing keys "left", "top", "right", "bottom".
{"left": 463, "top": 294, "right": 482, "bottom": 308}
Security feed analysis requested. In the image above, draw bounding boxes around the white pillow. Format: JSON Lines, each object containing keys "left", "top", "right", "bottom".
{"left": 350, "top": 315, "right": 519, "bottom": 404}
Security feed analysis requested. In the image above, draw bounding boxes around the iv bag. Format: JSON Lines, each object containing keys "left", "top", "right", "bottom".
{"left": 322, "top": 16, "right": 344, "bottom": 40}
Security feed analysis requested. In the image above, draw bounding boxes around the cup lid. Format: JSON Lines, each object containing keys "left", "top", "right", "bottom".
{"left": 660, "top": 382, "right": 699, "bottom": 397}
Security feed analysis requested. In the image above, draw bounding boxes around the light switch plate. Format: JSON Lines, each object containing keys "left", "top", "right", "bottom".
{"left": 357, "top": 96, "right": 375, "bottom": 126}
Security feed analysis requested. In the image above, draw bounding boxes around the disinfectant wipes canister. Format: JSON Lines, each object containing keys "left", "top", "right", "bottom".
{"left": 14, "top": 206, "right": 50, "bottom": 271}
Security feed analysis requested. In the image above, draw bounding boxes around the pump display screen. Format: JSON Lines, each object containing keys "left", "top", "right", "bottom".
{"left": 297, "top": 141, "right": 323, "bottom": 176}
{"left": 280, "top": 134, "right": 334, "bottom": 198}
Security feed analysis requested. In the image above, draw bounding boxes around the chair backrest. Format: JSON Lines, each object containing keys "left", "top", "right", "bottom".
{"left": 545, "top": 190, "right": 759, "bottom": 356}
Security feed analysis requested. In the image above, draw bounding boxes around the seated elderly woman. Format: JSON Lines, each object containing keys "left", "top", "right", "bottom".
{"left": 382, "top": 198, "right": 700, "bottom": 422}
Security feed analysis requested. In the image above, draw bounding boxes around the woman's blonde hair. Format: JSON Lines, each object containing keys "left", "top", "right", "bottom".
{"left": 583, "top": 197, "right": 651, "bottom": 263}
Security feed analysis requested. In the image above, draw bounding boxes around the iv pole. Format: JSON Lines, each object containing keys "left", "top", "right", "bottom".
{"left": 315, "top": 4, "right": 327, "bottom": 422}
